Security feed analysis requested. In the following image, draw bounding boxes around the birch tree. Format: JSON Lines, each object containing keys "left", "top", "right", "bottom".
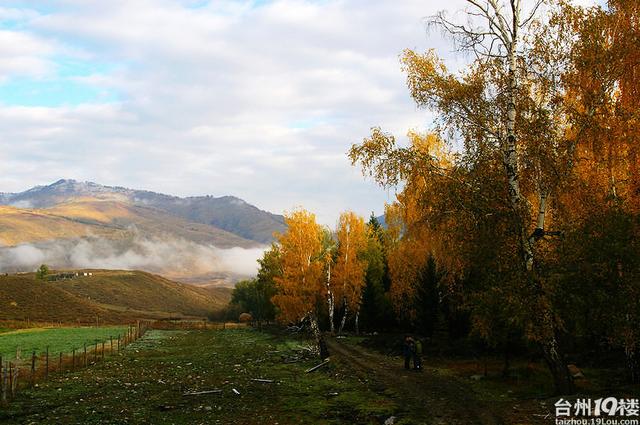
{"left": 351, "top": 0, "right": 583, "bottom": 394}
{"left": 271, "top": 209, "right": 327, "bottom": 355}
{"left": 332, "top": 211, "right": 368, "bottom": 334}
{"left": 427, "top": 0, "right": 578, "bottom": 394}
{"left": 320, "top": 227, "right": 337, "bottom": 334}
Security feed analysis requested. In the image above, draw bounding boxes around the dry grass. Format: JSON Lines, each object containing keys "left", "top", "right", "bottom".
{"left": 0, "top": 197, "right": 258, "bottom": 249}
{"left": 0, "top": 270, "right": 231, "bottom": 324}
{"left": 46, "top": 197, "right": 134, "bottom": 223}
{"left": 0, "top": 206, "right": 116, "bottom": 246}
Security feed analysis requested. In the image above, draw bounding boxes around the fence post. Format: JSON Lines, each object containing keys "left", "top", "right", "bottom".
{"left": 1, "top": 363, "right": 6, "bottom": 404}
{"left": 12, "top": 366, "right": 18, "bottom": 398}
{"left": 30, "top": 351, "right": 35, "bottom": 386}
{"left": 59, "top": 352, "right": 63, "bottom": 374}
{"left": 83, "top": 344, "right": 87, "bottom": 367}
{"left": 9, "top": 363, "right": 13, "bottom": 398}
{"left": 110, "top": 336, "right": 113, "bottom": 353}
{"left": 72, "top": 349, "right": 76, "bottom": 372}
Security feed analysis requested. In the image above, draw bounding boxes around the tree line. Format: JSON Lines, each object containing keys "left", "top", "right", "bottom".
{"left": 229, "top": 0, "right": 638, "bottom": 395}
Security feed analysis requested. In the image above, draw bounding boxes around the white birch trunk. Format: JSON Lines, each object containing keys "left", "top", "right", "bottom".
{"left": 499, "top": 1, "right": 573, "bottom": 394}
{"left": 326, "top": 261, "right": 335, "bottom": 334}
{"left": 338, "top": 303, "right": 348, "bottom": 335}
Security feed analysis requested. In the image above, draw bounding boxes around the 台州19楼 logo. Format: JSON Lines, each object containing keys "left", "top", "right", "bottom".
{"left": 555, "top": 398, "right": 639, "bottom": 425}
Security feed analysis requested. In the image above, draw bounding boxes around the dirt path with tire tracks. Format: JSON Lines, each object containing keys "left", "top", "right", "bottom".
{"left": 326, "top": 337, "right": 525, "bottom": 425}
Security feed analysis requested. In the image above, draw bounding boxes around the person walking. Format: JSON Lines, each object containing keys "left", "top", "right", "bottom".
{"left": 413, "top": 338, "right": 423, "bottom": 371}
{"left": 403, "top": 336, "right": 415, "bottom": 370}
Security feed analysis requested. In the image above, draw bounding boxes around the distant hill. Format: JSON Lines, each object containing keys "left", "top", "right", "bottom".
{"left": 0, "top": 270, "right": 231, "bottom": 323}
{"left": 0, "top": 179, "right": 285, "bottom": 244}
{"left": 0, "top": 205, "right": 118, "bottom": 246}
{"left": 0, "top": 200, "right": 254, "bottom": 249}
{"left": 0, "top": 179, "right": 285, "bottom": 282}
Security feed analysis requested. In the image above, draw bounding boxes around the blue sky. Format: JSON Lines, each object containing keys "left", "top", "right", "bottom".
{"left": 0, "top": 0, "right": 601, "bottom": 225}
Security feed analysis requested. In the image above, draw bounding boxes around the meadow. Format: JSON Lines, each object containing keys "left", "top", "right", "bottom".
{"left": 0, "top": 326, "right": 129, "bottom": 362}
{"left": 0, "top": 328, "right": 399, "bottom": 424}
{"left": 0, "top": 326, "right": 637, "bottom": 424}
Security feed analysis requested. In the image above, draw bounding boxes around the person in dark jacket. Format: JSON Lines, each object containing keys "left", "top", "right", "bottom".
{"left": 403, "top": 336, "right": 415, "bottom": 370}
{"left": 413, "top": 338, "right": 423, "bottom": 370}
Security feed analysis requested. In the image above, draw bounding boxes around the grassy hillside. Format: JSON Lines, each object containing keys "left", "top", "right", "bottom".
{"left": 146, "top": 195, "right": 286, "bottom": 244}
{"left": 57, "top": 270, "right": 231, "bottom": 317}
{"left": 0, "top": 197, "right": 257, "bottom": 249}
{"left": 45, "top": 198, "right": 257, "bottom": 248}
{"left": 0, "top": 206, "right": 119, "bottom": 246}
{"left": 0, "top": 179, "right": 285, "bottom": 244}
{"left": 0, "top": 271, "right": 231, "bottom": 323}
{"left": 0, "top": 274, "right": 107, "bottom": 322}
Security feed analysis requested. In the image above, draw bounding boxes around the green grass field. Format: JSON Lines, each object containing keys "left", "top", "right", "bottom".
{"left": 0, "top": 326, "right": 129, "bottom": 361}
{"left": 0, "top": 329, "right": 398, "bottom": 424}
{"left": 1, "top": 328, "right": 637, "bottom": 424}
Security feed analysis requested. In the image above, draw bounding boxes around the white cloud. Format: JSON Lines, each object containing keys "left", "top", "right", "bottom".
{"left": 0, "top": 30, "right": 55, "bottom": 81}
{"left": 0, "top": 0, "right": 602, "bottom": 225}
{"left": 0, "top": 235, "right": 266, "bottom": 278}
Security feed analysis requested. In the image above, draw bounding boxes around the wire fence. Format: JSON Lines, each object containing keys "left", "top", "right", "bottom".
{"left": 0, "top": 321, "right": 149, "bottom": 406}
{"left": 0, "top": 320, "right": 248, "bottom": 406}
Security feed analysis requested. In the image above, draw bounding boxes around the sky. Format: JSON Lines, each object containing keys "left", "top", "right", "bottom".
{"left": 0, "top": 0, "right": 602, "bottom": 226}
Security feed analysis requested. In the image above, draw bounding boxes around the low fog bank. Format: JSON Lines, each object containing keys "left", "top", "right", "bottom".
{"left": 0, "top": 236, "right": 266, "bottom": 279}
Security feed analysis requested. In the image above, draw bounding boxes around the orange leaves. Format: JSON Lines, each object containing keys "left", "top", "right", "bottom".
{"left": 351, "top": 128, "right": 462, "bottom": 319}
{"left": 386, "top": 227, "right": 431, "bottom": 321}
{"left": 268, "top": 208, "right": 375, "bottom": 327}
{"left": 331, "top": 212, "right": 368, "bottom": 311}
{"left": 272, "top": 209, "right": 324, "bottom": 324}
{"left": 558, "top": 0, "right": 640, "bottom": 216}
{"left": 400, "top": 49, "right": 448, "bottom": 108}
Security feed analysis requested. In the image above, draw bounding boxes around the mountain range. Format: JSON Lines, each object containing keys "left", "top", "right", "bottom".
{"left": 0, "top": 179, "right": 285, "bottom": 244}
{"left": 0, "top": 179, "right": 286, "bottom": 283}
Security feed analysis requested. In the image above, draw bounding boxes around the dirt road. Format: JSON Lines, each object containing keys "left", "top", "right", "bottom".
{"left": 326, "top": 337, "right": 539, "bottom": 425}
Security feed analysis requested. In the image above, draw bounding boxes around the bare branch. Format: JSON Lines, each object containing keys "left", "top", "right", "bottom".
{"left": 520, "top": 0, "right": 544, "bottom": 28}
{"left": 486, "top": 0, "right": 513, "bottom": 41}
{"left": 430, "top": 11, "right": 505, "bottom": 54}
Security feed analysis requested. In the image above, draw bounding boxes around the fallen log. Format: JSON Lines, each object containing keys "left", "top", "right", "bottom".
{"left": 305, "top": 359, "right": 330, "bottom": 373}
{"left": 251, "top": 378, "right": 275, "bottom": 383}
{"left": 182, "top": 389, "right": 222, "bottom": 396}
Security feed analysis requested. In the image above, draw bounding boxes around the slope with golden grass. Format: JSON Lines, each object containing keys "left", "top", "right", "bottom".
{"left": 0, "top": 273, "right": 107, "bottom": 323}
{"left": 0, "top": 270, "right": 231, "bottom": 323}
{"left": 45, "top": 197, "right": 133, "bottom": 224}
{"left": 0, "top": 197, "right": 257, "bottom": 249}
{"left": 45, "top": 198, "right": 257, "bottom": 248}
{"left": 1, "top": 179, "right": 286, "bottom": 244}
{"left": 57, "top": 270, "right": 231, "bottom": 317}
{"left": 0, "top": 206, "right": 119, "bottom": 246}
